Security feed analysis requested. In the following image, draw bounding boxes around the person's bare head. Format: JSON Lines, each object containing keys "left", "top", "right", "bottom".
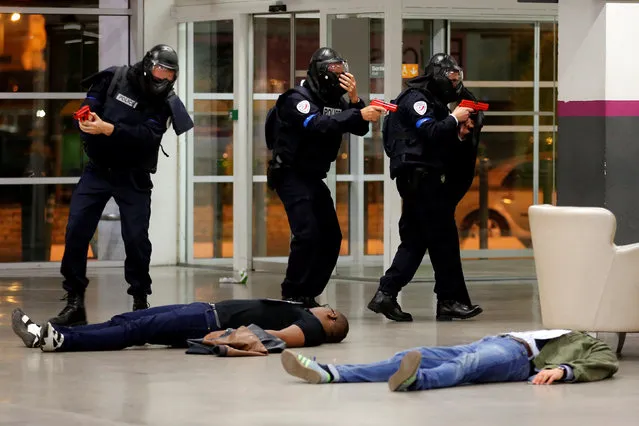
{"left": 310, "top": 306, "right": 349, "bottom": 343}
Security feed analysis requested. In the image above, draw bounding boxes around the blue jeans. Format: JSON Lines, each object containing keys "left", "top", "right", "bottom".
{"left": 334, "top": 336, "right": 531, "bottom": 391}
{"left": 55, "top": 302, "right": 219, "bottom": 352}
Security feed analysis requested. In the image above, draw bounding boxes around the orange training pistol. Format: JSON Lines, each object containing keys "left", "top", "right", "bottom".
{"left": 371, "top": 99, "right": 398, "bottom": 113}
{"left": 73, "top": 105, "right": 91, "bottom": 121}
{"left": 459, "top": 99, "right": 489, "bottom": 111}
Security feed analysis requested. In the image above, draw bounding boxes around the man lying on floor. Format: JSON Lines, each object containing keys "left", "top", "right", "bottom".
{"left": 281, "top": 330, "right": 618, "bottom": 391}
{"left": 11, "top": 299, "right": 349, "bottom": 352}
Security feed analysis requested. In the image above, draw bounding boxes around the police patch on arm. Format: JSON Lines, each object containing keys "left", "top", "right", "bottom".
{"left": 413, "top": 101, "right": 427, "bottom": 116}
{"left": 296, "top": 100, "right": 311, "bottom": 114}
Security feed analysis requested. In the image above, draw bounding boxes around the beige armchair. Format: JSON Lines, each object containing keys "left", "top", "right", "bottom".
{"left": 529, "top": 204, "right": 639, "bottom": 354}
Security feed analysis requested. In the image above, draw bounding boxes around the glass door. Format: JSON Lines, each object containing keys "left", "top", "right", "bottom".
{"left": 251, "top": 12, "right": 320, "bottom": 267}
{"left": 185, "top": 19, "right": 235, "bottom": 262}
{"left": 325, "top": 13, "right": 386, "bottom": 279}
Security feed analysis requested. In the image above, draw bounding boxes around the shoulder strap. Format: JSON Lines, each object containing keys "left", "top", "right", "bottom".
{"left": 107, "top": 65, "right": 129, "bottom": 98}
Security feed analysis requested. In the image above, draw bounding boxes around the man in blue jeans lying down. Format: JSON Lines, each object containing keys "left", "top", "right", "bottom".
{"left": 281, "top": 330, "right": 618, "bottom": 391}
{"left": 11, "top": 299, "right": 349, "bottom": 352}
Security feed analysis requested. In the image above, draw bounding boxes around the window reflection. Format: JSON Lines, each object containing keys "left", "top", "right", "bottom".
{"left": 193, "top": 183, "right": 233, "bottom": 259}
{"left": 254, "top": 16, "right": 291, "bottom": 93}
{"left": 0, "top": 1, "right": 128, "bottom": 7}
{"left": 0, "top": 13, "right": 128, "bottom": 92}
{"left": 0, "top": 99, "right": 88, "bottom": 178}
{"left": 450, "top": 22, "right": 535, "bottom": 81}
{"left": 252, "top": 183, "right": 289, "bottom": 257}
{"left": 0, "top": 184, "right": 108, "bottom": 262}
{"left": 194, "top": 20, "right": 233, "bottom": 93}
{"left": 193, "top": 100, "right": 234, "bottom": 176}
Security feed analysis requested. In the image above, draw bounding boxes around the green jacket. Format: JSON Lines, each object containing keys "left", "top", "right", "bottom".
{"left": 533, "top": 332, "right": 619, "bottom": 382}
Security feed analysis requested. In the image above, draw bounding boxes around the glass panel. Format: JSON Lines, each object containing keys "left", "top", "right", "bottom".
{"left": 540, "top": 22, "right": 558, "bottom": 82}
{"left": 336, "top": 182, "right": 350, "bottom": 255}
{"left": 464, "top": 87, "right": 533, "bottom": 111}
{"left": 540, "top": 131, "right": 556, "bottom": 205}
{"left": 364, "top": 181, "right": 383, "bottom": 255}
{"left": 0, "top": 14, "right": 129, "bottom": 92}
{"left": 364, "top": 120, "right": 384, "bottom": 174}
{"left": 540, "top": 88, "right": 556, "bottom": 113}
{"left": 450, "top": 22, "right": 535, "bottom": 81}
{"left": 0, "top": 99, "right": 88, "bottom": 178}
{"left": 458, "top": 133, "right": 541, "bottom": 250}
{"left": 365, "top": 18, "right": 384, "bottom": 176}
{"left": 329, "top": 12, "right": 384, "bottom": 262}
{"left": 0, "top": 183, "right": 124, "bottom": 262}
{"left": 252, "top": 183, "right": 290, "bottom": 257}
{"left": 252, "top": 99, "right": 275, "bottom": 175}
{"left": 477, "top": 132, "right": 534, "bottom": 163}
{"left": 193, "top": 20, "right": 233, "bottom": 93}
{"left": 253, "top": 15, "right": 291, "bottom": 94}
{"left": 335, "top": 134, "right": 350, "bottom": 174}
{"left": 370, "top": 18, "right": 384, "bottom": 94}
{"left": 294, "top": 15, "right": 319, "bottom": 86}
{"left": 402, "top": 19, "right": 433, "bottom": 80}
{"left": 0, "top": 1, "right": 128, "bottom": 6}
{"left": 193, "top": 100, "right": 234, "bottom": 176}
{"left": 193, "top": 183, "right": 233, "bottom": 259}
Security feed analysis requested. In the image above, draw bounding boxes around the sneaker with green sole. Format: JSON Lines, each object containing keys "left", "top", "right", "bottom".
{"left": 280, "top": 349, "right": 332, "bottom": 384}
{"left": 388, "top": 351, "right": 421, "bottom": 392}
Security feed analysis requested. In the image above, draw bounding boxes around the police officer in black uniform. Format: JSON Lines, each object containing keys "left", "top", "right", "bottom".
{"left": 367, "top": 53, "right": 484, "bottom": 322}
{"left": 267, "top": 47, "right": 386, "bottom": 308}
{"left": 51, "top": 45, "right": 193, "bottom": 327}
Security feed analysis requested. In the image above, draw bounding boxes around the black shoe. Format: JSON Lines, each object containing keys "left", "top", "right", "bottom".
{"left": 367, "top": 290, "right": 413, "bottom": 322}
{"left": 49, "top": 293, "right": 87, "bottom": 327}
{"left": 436, "top": 300, "right": 483, "bottom": 321}
{"left": 132, "top": 294, "right": 150, "bottom": 311}
{"left": 283, "top": 296, "right": 321, "bottom": 308}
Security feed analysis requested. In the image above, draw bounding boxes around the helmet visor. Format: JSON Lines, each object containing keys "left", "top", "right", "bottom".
{"left": 444, "top": 67, "right": 463, "bottom": 88}
{"left": 325, "top": 61, "right": 349, "bottom": 75}
{"left": 150, "top": 61, "right": 177, "bottom": 82}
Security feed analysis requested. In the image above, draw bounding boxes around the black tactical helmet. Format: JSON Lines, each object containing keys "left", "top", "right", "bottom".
{"left": 306, "top": 47, "right": 349, "bottom": 104}
{"left": 142, "top": 44, "right": 179, "bottom": 97}
{"left": 424, "top": 53, "right": 464, "bottom": 104}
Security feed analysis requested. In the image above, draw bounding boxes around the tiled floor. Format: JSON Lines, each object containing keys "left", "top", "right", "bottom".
{"left": 1, "top": 264, "right": 638, "bottom": 425}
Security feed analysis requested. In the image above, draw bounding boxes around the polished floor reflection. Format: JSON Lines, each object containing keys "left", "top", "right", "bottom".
{"left": 1, "top": 266, "right": 638, "bottom": 425}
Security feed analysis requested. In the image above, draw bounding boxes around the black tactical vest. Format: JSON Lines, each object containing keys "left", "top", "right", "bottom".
{"left": 102, "top": 66, "right": 164, "bottom": 173}
{"left": 269, "top": 86, "right": 345, "bottom": 177}
{"left": 383, "top": 87, "right": 451, "bottom": 179}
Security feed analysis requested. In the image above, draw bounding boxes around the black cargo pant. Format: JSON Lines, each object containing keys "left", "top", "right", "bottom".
{"left": 379, "top": 169, "right": 471, "bottom": 305}
{"left": 61, "top": 162, "right": 153, "bottom": 297}
{"left": 271, "top": 168, "right": 342, "bottom": 299}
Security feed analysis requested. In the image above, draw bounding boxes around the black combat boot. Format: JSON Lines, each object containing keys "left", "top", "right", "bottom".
{"left": 132, "top": 294, "right": 150, "bottom": 311}
{"left": 367, "top": 290, "right": 413, "bottom": 322}
{"left": 49, "top": 292, "right": 87, "bottom": 327}
{"left": 436, "top": 300, "right": 483, "bottom": 321}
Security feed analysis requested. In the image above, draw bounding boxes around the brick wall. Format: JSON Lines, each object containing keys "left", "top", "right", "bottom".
{"left": 1, "top": 201, "right": 384, "bottom": 262}
{"left": 192, "top": 201, "right": 384, "bottom": 256}
{"left": 0, "top": 205, "right": 70, "bottom": 262}
{"left": 0, "top": 206, "right": 22, "bottom": 262}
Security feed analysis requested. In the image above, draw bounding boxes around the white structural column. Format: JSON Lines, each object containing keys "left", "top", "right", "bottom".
{"left": 144, "top": 0, "right": 180, "bottom": 265}
{"left": 233, "top": 14, "right": 253, "bottom": 272}
{"left": 383, "top": 0, "right": 403, "bottom": 272}
{"left": 557, "top": 0, "right": 606, "bottom": 104}
{"left": 557, "top": 0, "right": 639, "bottom": 245}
